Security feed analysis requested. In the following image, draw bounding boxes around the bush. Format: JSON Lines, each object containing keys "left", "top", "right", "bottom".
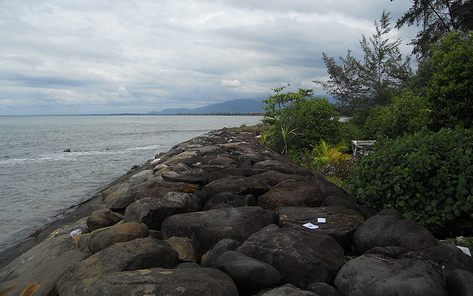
{"left": 345, "top": 126, "right": 473, "bottom": 237}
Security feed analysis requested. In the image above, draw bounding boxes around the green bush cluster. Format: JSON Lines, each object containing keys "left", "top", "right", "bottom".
{"left": 346, "top": 127, "right": 473, "bottom": 237}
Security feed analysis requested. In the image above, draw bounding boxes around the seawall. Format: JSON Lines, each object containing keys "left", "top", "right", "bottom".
{"left": 0, "top": 127, "right": 472, "bottom": 296}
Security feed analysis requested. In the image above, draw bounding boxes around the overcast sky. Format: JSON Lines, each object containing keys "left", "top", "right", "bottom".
{"left": 0, "top": 0, "right": 417, "bottom": 115}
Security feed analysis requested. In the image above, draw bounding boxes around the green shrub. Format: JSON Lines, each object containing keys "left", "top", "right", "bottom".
{"left": 346, "top": 126, "right": 473, "bottom": 237}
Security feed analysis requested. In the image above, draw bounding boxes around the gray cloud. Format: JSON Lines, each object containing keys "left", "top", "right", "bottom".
{"left": 0, "top": 0, "right": 415, "bottom": 115}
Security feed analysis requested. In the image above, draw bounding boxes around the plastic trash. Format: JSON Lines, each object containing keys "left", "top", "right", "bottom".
{"left": 69, "top": 229, "right": 82, "bottom": 237}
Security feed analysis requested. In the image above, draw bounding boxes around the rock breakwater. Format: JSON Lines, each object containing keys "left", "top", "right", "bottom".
{"left": 1, "top": 127, "right": 472, "bottom": 296}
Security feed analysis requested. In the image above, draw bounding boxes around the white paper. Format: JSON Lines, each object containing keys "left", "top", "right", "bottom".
{"left": 317, "top": 218, "right": 326, "bottom": 223}
{"left": 303, "top": 222, "right": 319, "bottom": 229}
{"left": 457, "top": 246, "right": 472, "bottom": 257}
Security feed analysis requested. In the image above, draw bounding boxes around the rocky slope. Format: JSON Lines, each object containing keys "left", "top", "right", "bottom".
{"left": 0, "top": 127, "right": 472, "bottom": 296}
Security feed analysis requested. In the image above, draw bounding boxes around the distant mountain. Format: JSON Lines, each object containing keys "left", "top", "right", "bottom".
{"left": 149, "top": 99, "right": 264, "bottom": 115}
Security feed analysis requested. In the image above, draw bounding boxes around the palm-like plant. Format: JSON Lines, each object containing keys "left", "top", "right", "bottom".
{"left": 280, "top": 124, "right": 299, "bottom": 155}
{"left": 311, "top": 141, "right": 350, "bottom": 166}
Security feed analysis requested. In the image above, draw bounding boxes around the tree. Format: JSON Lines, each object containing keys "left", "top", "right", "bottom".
{"left": 261, "top": 87, "right": 341, "bottom": 153}
{"left": 394, "top": 0, "right": 473, "bottom": 59}
{"left": 421, "top": 31, "right": 473, "bottom": 131}
{"left": 315, "top": 11, "right": 412, "bottom": 114}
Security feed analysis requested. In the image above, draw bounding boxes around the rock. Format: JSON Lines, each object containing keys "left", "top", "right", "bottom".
{"left": 84, "top": 267, "right": 239, "bottom": 296}
{"left": 253, "top": 160, "right": 299, "bottom": 174}
{"left": 164, "top": 150, "right": 202, "bottom": 166}
{"left": 446, "top": 269, "right": 473, "bottom": 296}
{"left": 129, "top": 169, "right": 155, "bottom": 186}
{"left": 216, "top": 251, "right": 281, "bottom": 294}
{"left": 334, "top": 254, "right": 446, "bottom": 296}
{"left": 276, "top": 206, "right": 364, "bottom": 250}
{"left": 87, "top": 222, "right": 149, "bottom": 254}
{"left": 106, "top": 180, "right": 200, "bottom": 210}
{"left": 203, "top": 176, "right": 269, "bottom": 198}
{"left": 258, "top": 180, "right": 324, "bottom": 210}
{"left": 202, "top": 238, "right": 242, "bottom": 267}
{"left": 0, "top": 235, "right": 89, "bottom": 296}
{"left": 352, "top": 210, "right": 438, "bottom": 254}
{"left": 87, "top": 209, "right": 124, "bottom": 232}
{"left": 208, "top": 156, "right": 236, "bottom": 166}
{"left": 420, "top": 243, "right": 473, "bottom": 275}
{"left": 165, "top": 236, "right": 197, "bottom": 262}
{"left": 124, "top": 197, "right": 188, "bottom": 230}
{"left": 162, "top": 191, "right": 202, "bottom": 212}
{"left": 161, "top": 206, "right": 276, "bottom": 259}
{"left": 203, "top": 192, "right": 256, "bottom": 210}
{"left": 161, "top": 171, "right": 207, "bottom": 186}
{"left": 174, "top": 262, "right": 201, "bottom": 269}
{"left": 56, "top": 237, "right": 179, "bottom": 296}
{"left": 257, "top": 284, "right": 319, "bottom": 296}
{"left": 237, "top": 227, "right": 345, "bottom": 288}
{"left": 251, "top": 170, "right": 309, "bottom": 187}
{"left": 306, "top": 282, "right": 343, "bottom": 296}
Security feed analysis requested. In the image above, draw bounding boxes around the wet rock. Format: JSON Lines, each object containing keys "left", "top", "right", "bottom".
{"left": 161, "top": 206, "right": 276, "bottom": 259}
{"left": 124, "top": 197, "right": 188, "bottom": 230}
{"left": 237, "top": 227, "right": 345, "bottom": 288}
{"left": 85, "top": 267, "right": 239, "bottom": 296}
{"left": 87, "top": 209, "right": 124, "bottom": 232}
{"left": 0, "top": 235, "right": 89, "bottom": 296}
{"left": 203, "top": 192, "right": 256, "bottom": 210}
{"left": 352, "top": 210, "right": 438, "bottom": 254}
{"left": 56, "top": 237, "right": 179, "bottom": 296}
{"left": 216, "top": 251, "right": 281, "bottom": 294}
{"left": 258, "top": 180, "right": 324, "bottom": 210}
{"left": 334, "top": 254, "right": 446, "bottom": 296}
{"left": 87, "top": 222, "right": 149, "bottom": 254}
{"left": 276, "top": 206, "right": 364, "bottom": 250}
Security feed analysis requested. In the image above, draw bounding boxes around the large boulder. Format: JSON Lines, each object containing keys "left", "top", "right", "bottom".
{"left": 258, "top": 180, "right": 324, "bottom": 210}
{"left": 202, "top": 238, "right": 242, "bottom": 268}
{"left": 203, "top": 192, "right": 256, "bottom": 210}
{"left": 161, "top": 206, "right": 276, "bottom": 259}
{"left": 87, "top": 208, "right": 124, "bottom": 232}
{"left": 237, "top": 227, "right": 345, "bottom": 288}
{"left": 85, "top": 267, "right": 239, "bottom": 296}
{"left": 203, "top": 176, "right": 269, "bottom": 198}
{"left": 276, "top": 206, "right": 364, "bottom": 250}
{"left": 352, "top": 210, "right": 438, "bottom": 254}
{"left": 258, "top": 284, "right": 319, "bottom": 296}
{"left": 446, "top": 269, "right": 473, "bottom": 296}
{"left": 87, "top": 222, "right": 149, "bottom": 254}
{"left": 334, "top": 254, "right": 447, "bottom": 296}
{"left": 0, "top": 235, "right": 89, "bottom": 296}
{"left": 56, "top": 237, "right": 179, "bottom": 296}
{"left": 164, "top": 150, "right": 202, "bottom": 166}
{"left": 124, "top": 197, "right": 188, "bottom": 230}
{"left": 216, "top": 251, "right": 281, "bottom": 294}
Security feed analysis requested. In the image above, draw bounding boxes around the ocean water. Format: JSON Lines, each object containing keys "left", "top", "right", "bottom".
{"left": 0, "top": 115, "right": 262, "bottom": 252}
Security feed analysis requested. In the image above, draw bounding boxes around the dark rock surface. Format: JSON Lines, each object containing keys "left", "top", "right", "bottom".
{"left": 0, "top": 127, "right": 469, "bottom": 296}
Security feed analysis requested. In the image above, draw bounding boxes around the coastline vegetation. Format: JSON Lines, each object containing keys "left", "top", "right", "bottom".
{"left": 260, "top": 4, "right": 472, "bottom": 237}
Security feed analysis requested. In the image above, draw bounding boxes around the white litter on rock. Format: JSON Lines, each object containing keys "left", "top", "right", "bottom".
{"left": 457, "top": 246, "right": 472, "bottom": 257}
{"left": 303, "top": 223, "right": 319, "bottom": 230}
{"left": 69, "top": 229, "right": 82, "bottom": 237}
{"left": 317, "top": 218, "right": 326, "bottom": 223}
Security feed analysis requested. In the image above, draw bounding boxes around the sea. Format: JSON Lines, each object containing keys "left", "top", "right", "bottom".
{"left": 0, "top": 115, "right": 262, "bottom": 253}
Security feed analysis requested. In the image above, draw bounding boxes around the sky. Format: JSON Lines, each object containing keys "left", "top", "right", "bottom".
{"left": 0, "top": 0, "right": 417, "bottom": 115}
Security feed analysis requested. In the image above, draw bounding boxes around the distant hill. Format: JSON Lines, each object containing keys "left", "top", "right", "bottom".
{"left": 149, "top": 99, "right": 264, "bottom": 115}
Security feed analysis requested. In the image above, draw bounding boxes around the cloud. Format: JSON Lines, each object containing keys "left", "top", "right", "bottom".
{"left": 0, "top": 0, "right": 416, "bottom": 115}
{"left": 221, "top": 79, "right": 242, "bottom": 87}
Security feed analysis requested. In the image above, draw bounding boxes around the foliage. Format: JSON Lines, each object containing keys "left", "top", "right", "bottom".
{"left": 393, "top": 0, "right": 473, "bottom": 59}
{"left": 289, "top": 141, "right": 355, "bottom": 180}
{"left": 345, "top": 126, "right": 473, "bottom": 237}
{"left": 363, "top": 90, "right": 431, "bottom": 138}
{"left": 262, "top": 87, "right": 342, "bottom": 153}
{"left": 315, "top": 11, "right": 412, "bottom": 115}
{"left": 420, "top": 31, "right": 473, "bottom": 131}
